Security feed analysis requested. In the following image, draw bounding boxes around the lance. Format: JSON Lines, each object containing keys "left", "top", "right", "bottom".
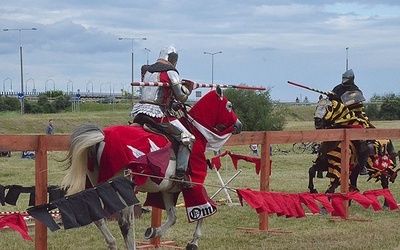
{"left": 131, "top": 80, "right": 266, "bottom": 91}
{"left": 287, "top": 81, "right": 333, "bottom": 96}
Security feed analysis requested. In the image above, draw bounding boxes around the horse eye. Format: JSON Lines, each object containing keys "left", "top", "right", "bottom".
{"left": 226, "top": 101, "right": 233, "bottom": 112}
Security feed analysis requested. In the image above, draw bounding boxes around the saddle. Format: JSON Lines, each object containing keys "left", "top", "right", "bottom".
{"left": 130, "top": 114, "right": 179, "bottom": 157}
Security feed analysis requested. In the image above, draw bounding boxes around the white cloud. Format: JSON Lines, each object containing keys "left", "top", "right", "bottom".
{"left": 1, "top": 1, "right": 400, "bottom": 103}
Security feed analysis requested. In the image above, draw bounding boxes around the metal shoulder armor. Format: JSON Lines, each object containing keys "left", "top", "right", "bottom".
{"left": 168, "top": 71, "right": 190, "bottom": 103}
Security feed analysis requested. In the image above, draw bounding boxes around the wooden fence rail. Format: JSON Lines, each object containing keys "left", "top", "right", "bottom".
{"left": 1, "top": 128, "right": 400, "bottom": 248}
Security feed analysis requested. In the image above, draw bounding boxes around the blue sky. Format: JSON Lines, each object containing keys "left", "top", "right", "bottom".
{"left": 1, "top": 1, "right": 399, "bottom": 102}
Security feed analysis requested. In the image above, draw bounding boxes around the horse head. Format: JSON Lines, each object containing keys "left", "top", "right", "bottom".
{"left": 314, "top": 97, "right": 336, "bottom": 129}
{"left": 314, "top": 97, "right": 367, "bottom": 129}
{"left": 187, "top": 86, "right": 242, "bottom": 136}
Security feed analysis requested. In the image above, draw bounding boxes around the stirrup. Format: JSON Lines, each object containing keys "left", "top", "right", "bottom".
{"left": 173, "top": 168, "right": 186, "bottom": 180}
{"left": 181, "top": 175, "right": 194, "bottom": 189}
{"left": 170, "top": 174, "right": 194, "bottom": 188}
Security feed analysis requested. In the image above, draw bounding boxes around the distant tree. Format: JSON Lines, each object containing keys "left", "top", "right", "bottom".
{"left": 28, "top": 103, "right": 43, "bottom": 114}
{"left": 37, "top": 93, "right": 49, "bottom": 106}
{"left": 53, "top": 95, "right": 71, "bottom": 110}
{"left": 0, "top": 96, "right": 20, "bottom": 111}
{"left": 224, "top": 86, "right": 286, "bottom": 131}
{"left": 364, "top": 103, "right": 379, "bottom": 121}
{"left": 42, "top": 103, "right": 57, "bottom": 113}
{"left": 46, "top": 90, "right": 64, "bottom": 98}
{"left": 379, "top": 93, "right": 400, "bottom": 120}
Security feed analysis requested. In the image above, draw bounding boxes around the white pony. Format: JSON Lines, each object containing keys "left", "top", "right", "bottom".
{"left": 61, "top": 87, "right": 242, "bottom": 250}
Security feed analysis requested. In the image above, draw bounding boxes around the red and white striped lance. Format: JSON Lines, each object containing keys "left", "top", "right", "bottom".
{"left": 130, "top": 81, "right": 266, "bottom": 91}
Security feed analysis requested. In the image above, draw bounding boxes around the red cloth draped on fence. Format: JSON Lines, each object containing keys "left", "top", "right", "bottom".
{"left": 0, "top": 213, "right": 31, "bottom": 240}
{"left": 210, "top": 150, "right": 261, "bottom": 174}
{"left": 237, "top": 188, "right": 398, "bottom": 218}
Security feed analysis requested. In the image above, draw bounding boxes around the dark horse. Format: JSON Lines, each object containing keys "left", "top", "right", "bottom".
{"left": 308, "top": 97, "right": 397, "bottom": 197}
{"left": 365, "top": 139, "right": 398, "bottom": 207}
{"left": 61, "top": 87, "right": 242, "bottom": 250}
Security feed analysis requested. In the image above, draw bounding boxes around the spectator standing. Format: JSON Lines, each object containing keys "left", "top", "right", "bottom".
{"left": 250, "top": 144, "right": 259, "bottom": 156}
{"left": 46, "top": 119, "right": 55, "bottom": 135}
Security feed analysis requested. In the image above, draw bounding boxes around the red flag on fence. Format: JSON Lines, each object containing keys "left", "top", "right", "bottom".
{"left": 0, "top": 213, "right": 32, "bottom": 240}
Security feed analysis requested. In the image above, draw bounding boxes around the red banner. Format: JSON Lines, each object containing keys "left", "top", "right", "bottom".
{"left": 237, "top": 188, "right": 398, "bottom": 218}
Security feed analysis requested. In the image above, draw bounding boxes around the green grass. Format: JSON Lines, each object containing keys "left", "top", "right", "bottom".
{"left": 2, "top": 107, "right": 400, "bottom": 249}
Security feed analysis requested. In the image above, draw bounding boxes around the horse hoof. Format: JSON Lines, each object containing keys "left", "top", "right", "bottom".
{"left": 186, "top": 243, "right": 198, "bottom": 250}
{"left": 144, "top": 227, "right": 157, "bottom": 239}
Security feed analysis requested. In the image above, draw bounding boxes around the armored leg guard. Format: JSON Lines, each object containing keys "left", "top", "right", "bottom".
{"left": 175, "top": 144, "right": 191, "bottom": 180}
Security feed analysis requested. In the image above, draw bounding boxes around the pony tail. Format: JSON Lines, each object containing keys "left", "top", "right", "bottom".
{"left": 61, "top": 123, "right": 104, "bottom": 195}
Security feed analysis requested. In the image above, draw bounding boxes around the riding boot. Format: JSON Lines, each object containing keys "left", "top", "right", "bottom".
{"left": 173, "top": 144, "right": 194, "bottom": 188}
{"left": 174, "top": 144, "right": 190, "bottom": 180}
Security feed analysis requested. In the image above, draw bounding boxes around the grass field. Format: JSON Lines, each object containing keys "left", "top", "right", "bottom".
{"left": 2, "top": 107, "right": 400, "bottom": 249}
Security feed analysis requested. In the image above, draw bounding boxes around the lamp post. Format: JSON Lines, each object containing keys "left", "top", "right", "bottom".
{"left": 3, "top": 77, "right": 12, "bottom": 93}
{"left": 86, "top": 80, "right": 93, "bottom": 96}
{"left": 100, "top": 82, "right": 107, "bottom": 94}
{"left": 203, "top": 51, "right": 222, "bottom": 84}
{"left": 118, "top": 37, "right": 147, "bottom": 105}
{"left": 345, "top": 47, "right": 349, "bottom": 71}
{"left": 25, "top": 78, "right": 35, "bottom": 94}
{"left": 45, "top": 78, "right": 55, "bottom": 92}
{"left": 106, "top": 82, "right": 111, "bottom": 97}
{"left": 144, "top": 48, "right": 151, "bottom": 65}
{"left": 67, "top": 80, "right": 73, "bottom": 95}
{"left": 113, "top": 83, "right": 124, "bottom": 94}
{"left": 3, "top": 27, "right": 37, "bottom": 114}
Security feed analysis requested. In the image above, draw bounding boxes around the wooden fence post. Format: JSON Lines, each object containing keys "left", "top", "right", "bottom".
{"left": 258, "top": 131, "right": 270, "bottom": 230}
{"left": 35, "top": 135, "right": 48, "bottom": 250}
{"left": 340, "top": 129, "right": 350, "bottom": 219}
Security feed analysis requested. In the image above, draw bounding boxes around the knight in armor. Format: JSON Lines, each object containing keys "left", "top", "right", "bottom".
{"left": 331, "top": 69, "right": 373, "bottom": 175}
{"left": 130, "top": 45, "right": 195, "bottom": 184}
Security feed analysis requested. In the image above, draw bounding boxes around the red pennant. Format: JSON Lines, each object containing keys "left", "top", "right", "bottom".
{"left": 236, "top": 189, "right": 264, "bottom": 212}
{"left": 347, "top": 191, "right": 372, "bottom": 208}
{"left": 0, "top": 214, "right": 32, "bottom": 241}
{"left": 210, "top": 150, "right": 261, "bottom": 174}
{"left": 312, "top": 194, "right": 334, "bottom": 213}
{"left": 299, "top": 192, "right": 321, "bottom": 214}
{"left": 330, "top": 193, "right": 348, "bottom": 217}
{"left": 237, "top": 189, "right": 398, "bottom": 219}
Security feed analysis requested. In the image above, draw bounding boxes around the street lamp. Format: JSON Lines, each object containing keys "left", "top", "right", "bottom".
{"left": 3, "top": 77, "right": 12, "bottom": 93}
{"left": 203, "top": 51, "right": 222, "bottom": 84}
{"left": 25, "top": 78, "right": 35, "bottom": 94}
{"left": 118, "top": 37, "right": 147, "bottom": 105}
{"left": 86, "top": 81, "right": 93, "bottom": 95}
{"left": 67, "top": 80, "right": 73, "bottom": 94}
{"left": 100, "top": 82, "right": 111, "bottom": 100}
{"left": 144, "top": 48, "right": 151, "bottom": 65}
{"left": 100, "top": 83, "right": 103, "bottom": 94}
{"left": 3, "top": 27, "right": 37, "bottom": 114}
{"left": 113, "top": 83, "right": 124, "bottom": 94}
{"left": 106, "top": 82, "right": 112, "bottom": 96}
{"left": 45, "top": 78, "right": 55, "bottom": 92}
